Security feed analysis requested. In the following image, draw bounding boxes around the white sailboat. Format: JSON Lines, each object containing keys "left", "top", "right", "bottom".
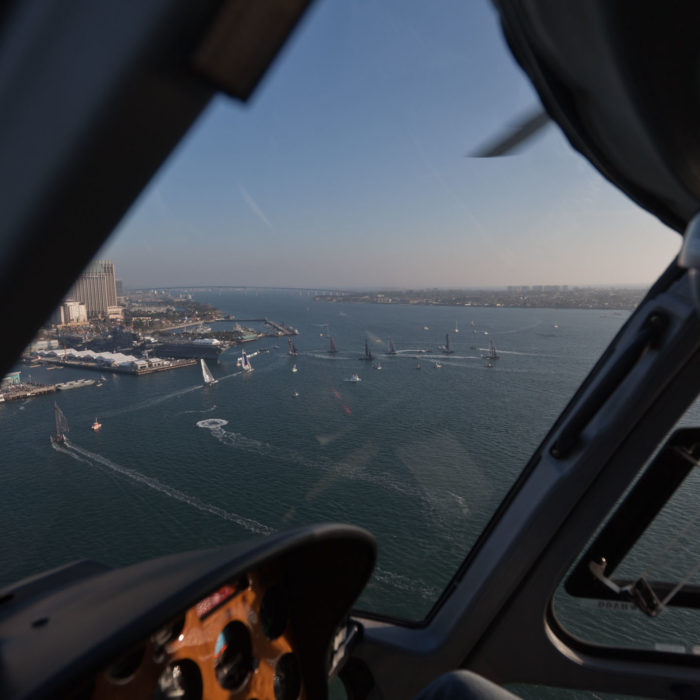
{"left": 200, "top": 358, "right": 217, "bottom": 385}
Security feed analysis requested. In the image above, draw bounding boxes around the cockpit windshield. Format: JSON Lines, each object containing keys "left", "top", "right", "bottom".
{"left": 0, "top": 0, "right": 680, "bottom": 626}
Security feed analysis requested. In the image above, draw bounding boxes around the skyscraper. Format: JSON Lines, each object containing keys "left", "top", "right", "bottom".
{"left": 67, "top": 260, "right": 118, "bottom": 318}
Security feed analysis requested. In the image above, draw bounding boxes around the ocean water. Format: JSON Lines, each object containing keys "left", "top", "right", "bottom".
{"left": 0, "top": 290, "right": 630, "bottom": 620}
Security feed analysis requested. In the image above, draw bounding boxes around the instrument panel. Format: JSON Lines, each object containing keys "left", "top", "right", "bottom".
{"left": 0, "top": 524, "right": 375, "bottom": 700}
{"left": 92, "top": 567, "right": 304, "bottom": 700}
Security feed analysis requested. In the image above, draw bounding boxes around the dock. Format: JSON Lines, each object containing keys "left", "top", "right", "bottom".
{"left": 35, "top": 357, "right": 197, "bottom": 375}
{"left": 0, "top": 383, "right": 56, "bottom": 402}
{"left": 234, "top": 318, "right": 298, "bottom": 336}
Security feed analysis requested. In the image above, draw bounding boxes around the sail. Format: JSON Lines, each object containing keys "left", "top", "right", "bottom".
{"left": 54, "top": 402, "right": 69, "bottom": 435}
{"left": 364, "top": 338, "right": 373, "bottom": 361}
{"left": 201, "top": 359, "right": 216, "bottom": 384}
{"left": 238, "top": 350, "right": 253, "bottom": 372}
{"left": 445, "top": 333, "right": 450, "bottom": 352}
{"left": 387, "top": 338, "right": 397, "bottom": 355}
{"left": 329, "top": 336, "right": 337, "bottom": 354}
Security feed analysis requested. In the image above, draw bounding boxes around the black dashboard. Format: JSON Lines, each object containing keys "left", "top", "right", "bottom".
{"left": 0, "top": 524, "right": 375, "bottom": 699}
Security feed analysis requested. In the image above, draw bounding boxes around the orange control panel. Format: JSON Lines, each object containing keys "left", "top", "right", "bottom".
{"left": 91, "top": 567, "right": 305, "bottom": 700}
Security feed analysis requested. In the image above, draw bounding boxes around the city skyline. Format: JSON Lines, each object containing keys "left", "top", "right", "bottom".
{"left": 102, "top": 0, "right": 681, "bottom": 289}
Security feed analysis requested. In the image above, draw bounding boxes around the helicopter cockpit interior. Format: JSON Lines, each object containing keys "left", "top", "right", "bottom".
{"left": 3, "top": 1, "right": 700, "bottom": 698}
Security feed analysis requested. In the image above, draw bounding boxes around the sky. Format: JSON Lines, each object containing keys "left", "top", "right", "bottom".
{"left": 102, "top": 0, "right": 681, "bottom": 289}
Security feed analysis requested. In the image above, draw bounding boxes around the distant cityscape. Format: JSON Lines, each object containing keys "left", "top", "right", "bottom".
{"left": 313, "top": 285, "right": 646, "bottom": 310}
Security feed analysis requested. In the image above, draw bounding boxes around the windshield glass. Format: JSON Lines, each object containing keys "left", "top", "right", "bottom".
{"left": 0, "top": 0, "right": 679, "bottom": 621}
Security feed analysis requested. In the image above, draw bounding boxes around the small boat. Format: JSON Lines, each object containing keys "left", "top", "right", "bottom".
{"left": 416, "top": 362, "right": 422, "bottom": 369}
{"left": 100, "top": 375, "right": 107, "bottom": 381}
{"left": 372, "top": 362, "right": 382, "bottom": 370}
{"left": 91, "top": 418, "right": 102, "bottom": 431}
{"left": 291, "top": 364, "right": 298, "bottom": 373}
{"left": 434, "top": 361, "right": 442, "bottom": 369}
{"left": 96, "top": 382, "right": 103, "bottom": 387}
{"left": 486, "top": 362, "right": 494, "bottom": 368}
{"left": 292, "top": 391, "right": 300, "bottom": 398}
{"left": 50, "top": 402, "right": 69, "bottom": 445}
{"left": 344, "top": 373, "right": 362, "bottom": 382}
{"left": 201, "top": 358, "right": 217, "bottom": 385}
{"left": 455, "top": 322, "right": 459, "bottom": 333}
{"left": 423, "top": 326, "right": 429, "bottom": 330}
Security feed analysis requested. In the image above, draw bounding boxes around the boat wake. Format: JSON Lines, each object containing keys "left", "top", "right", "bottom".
{"left": 179, "top": 405, "right": 217, "bottom": 415}
{"left": 58, "top": 440, "right": 272, "bottom": 535}
{"left": 52, "top": 440, "right": 439, "bottom": 602}
{"left": 196, "top": 419, "right": 424, "bottom": 498}
{"left": 196, "top": 418, "right": 229, "bottom": 430}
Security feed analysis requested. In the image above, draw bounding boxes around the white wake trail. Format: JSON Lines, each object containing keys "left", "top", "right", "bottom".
{"left": 62, "top": 441, "right": 272, "bottom": 536}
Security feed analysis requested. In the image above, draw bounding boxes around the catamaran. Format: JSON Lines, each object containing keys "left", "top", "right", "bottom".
{"left": 385, "top": 338, "right": 397, "bottom": 355}
{"left": 359, "top": 338, "right": 373, "bottom": 362}
{"left": 50, "top": 402, "right": 69, "bottom": 445}
{"left": 482, "top": 339, "right": 499, "bottom": 361}
{"left": 200, "top": 359, "right": 217, "bottom": 385}
{"left": 237, "top": 350, "right": 253, "bottom": 373}
{"left": 439, "top": 333, "right": 454, "bottom": 354}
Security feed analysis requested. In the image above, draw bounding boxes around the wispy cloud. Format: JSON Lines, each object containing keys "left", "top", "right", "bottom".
{"left": 239, "top": 185, "right": 272, "bottom": 228}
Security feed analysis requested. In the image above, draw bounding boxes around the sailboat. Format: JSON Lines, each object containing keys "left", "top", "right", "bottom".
{"left": 439, "top": 333, "right": 454, "bottom": 354}
{"left": 359, "top": 338, "right": 373, "bottom": 362}
{"left": 328, "top": 336, "right": 338, "bottom": 354}
{"left": 288, "top": 337, "right": 297, "bottom": 356}
{"left": 237, "top": 350, "right": 253, "bottom": 373}
{"left": 385, "top": 338, "right": 397, "bottom": 356}
{"left": 482, "top": 339, "right": 499, "bottom": 360}
{"left": 50, "top": 402, "right": 69, "bottom": 445}
{"left": 200, "top": 358, "right": 217, "bottom": 385}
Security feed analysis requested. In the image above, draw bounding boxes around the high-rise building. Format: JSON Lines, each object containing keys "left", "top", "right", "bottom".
{"left": 67, "top": 260, "right": 118, "bottom": 318}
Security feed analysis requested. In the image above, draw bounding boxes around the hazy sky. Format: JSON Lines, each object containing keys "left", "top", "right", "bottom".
{"left": 103, "top": 0, "right": 680, "bottom": 289}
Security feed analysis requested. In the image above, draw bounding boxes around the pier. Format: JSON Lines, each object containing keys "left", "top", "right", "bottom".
{"left": 234, "top": 318, "right": 298, "bottom": 336}
{"left": 36, "top": 357, "right": 197, "bottom": 375}
{"left": 0, "top": 382, "right": 56, "bottom": 402}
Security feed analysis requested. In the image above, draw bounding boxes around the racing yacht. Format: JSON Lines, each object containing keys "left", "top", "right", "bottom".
{"left": 2, "top": 2, "right": 700, "bottom": 700}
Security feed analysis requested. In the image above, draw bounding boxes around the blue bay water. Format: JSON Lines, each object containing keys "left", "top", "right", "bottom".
{"left": 0, "top": 291, "right": 629, "bottom": 619}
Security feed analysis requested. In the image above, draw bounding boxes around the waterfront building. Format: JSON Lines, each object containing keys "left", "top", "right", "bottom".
{"left": 67, "top": 260, "right": 118, "bottom": 318}
{"left": 1, "top": 371, "right": 21, "bottom": 388}
{"left": 51, "top": 299, "right": 88, "bottom": 326}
